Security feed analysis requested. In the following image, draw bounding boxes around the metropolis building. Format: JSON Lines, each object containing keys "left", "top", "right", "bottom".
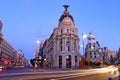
{"left": 43, "top": 5, "right": 80, "bottom": 69}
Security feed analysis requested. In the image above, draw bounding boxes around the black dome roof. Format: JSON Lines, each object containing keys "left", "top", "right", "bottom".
{"left": 59, "top": 11, "right": 74, "bottom": 22}
{"left": 59, "top": 5, "right": 74, "bottom": 23}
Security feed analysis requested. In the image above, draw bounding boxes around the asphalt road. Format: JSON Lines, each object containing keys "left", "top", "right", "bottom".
{"left": 0, "top": 67, "right": 119, "bottom": 80}
{"left": 0, "top": 71, "right": 118, "bottom": 80}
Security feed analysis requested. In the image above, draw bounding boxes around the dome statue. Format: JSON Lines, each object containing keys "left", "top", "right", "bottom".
{"left": 58, "top": 5, "right": 74, "bottom": 27}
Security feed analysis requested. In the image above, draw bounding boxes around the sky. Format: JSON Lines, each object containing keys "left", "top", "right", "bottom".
{"left": 0, "top": 0, "right": 120, "bottom": 60}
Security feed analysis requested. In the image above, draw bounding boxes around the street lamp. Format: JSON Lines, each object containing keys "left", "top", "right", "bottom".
{"left": 82, "top": 33, "right": 87, "bottom": 55}
{"left": 36, "top": 40, "right": 40, "bottom": 45}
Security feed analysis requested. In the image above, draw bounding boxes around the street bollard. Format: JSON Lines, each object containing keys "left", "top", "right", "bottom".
{"left": 108, "top": 77, "right": 112, "bottom": 80}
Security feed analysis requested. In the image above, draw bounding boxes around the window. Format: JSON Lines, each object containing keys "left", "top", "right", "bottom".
{"left": 61, "top": 30, "right": 63, "bottom": 34}
{"left": 89, "top": 45, "right": 91, "bottom": 48}
{"left": 90, "top": 52, "right": 92, "bottom": 56}
{"left": 60, "top": 38, "right": 62, "bottom": 44}
{"left": 75, "top": 56, "right": 77, "bottom": 62}
{"left": 66, "top": 46, "right": 70, "bottom": 52}
{"left": 94, "top": 56, "right": 96, "bottom": 58}
{"left": 89, "top": 43, "right": 91, "bottom": 46}
{"left": 90, "top": 56, "right": 92, "bottom": 58}
{"left": 59, "top": 55, "right": 62, "bottom": 60}
{"left": 68, "top": 46, "right": 70, "bottom": 51}
{"left": 74, "top": 41, "right": 76, "bottom": 46}
{"left": 67, "top": 29, "right": 69, "bottom": 33}
{"left": 72, "top": 30, "right": 74, "bottom": 33}
{"left": 61, "top": 46, "right": 62, "bottom": 51}
{"left": 66, "top": 38, "right": 70, "bottom": 43}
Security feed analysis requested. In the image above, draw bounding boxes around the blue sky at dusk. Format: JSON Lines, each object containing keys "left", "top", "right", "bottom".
{"left": 0, "top": 0, "right": 120, "bottom": 60}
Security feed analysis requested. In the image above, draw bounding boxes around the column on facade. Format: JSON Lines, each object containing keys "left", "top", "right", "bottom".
{"left": 71, "top": 38, "right": 73, "bottom": 51}
{"left": 64, "top": 37, "right": 66, "bottom": 51}
{"left": 77, "top": 54, "right": 80, "bottom": 67}
{"left": 62, "top": 37, "right": 65, "bottom": 52}
{"left": 76, "top": 39, "right": 79, "bottom": 52}
{"left": 53, "top": 39, "right": 56, "bottom": 54}
{"left": 53, "top": 39, "right": 56, "bottom": 68}
{"left": 75, "top": 39, "right": 78, "bottom": 52}
{"left": 71, "top": 54, "right": 75, "bottom": 68}
{"left": 70, "top": 38, "right": 73, "bottom": 51}
{"left": 73, "top": 38, "right": 75, "bottom": 51}
{"left": 64, "top": 38, "right": 66, "bottom": 51}
{"left": 57, "top": 38, "right": 60, "bottom": 52}
{"left": 56, "top": 54, "right": 59, "bottom": 68}
{"left": 62, "top": 55, "right": 66, "bottom": 69}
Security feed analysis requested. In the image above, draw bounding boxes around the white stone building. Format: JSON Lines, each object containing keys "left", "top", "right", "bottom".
{"left": 43, "top": 5, "right": 80, "bottom": 69}
{"left": 85, "top": 32, "right": 102, "bottom": 63}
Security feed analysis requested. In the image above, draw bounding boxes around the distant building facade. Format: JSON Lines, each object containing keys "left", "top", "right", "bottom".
{"left": 43, "top": 5, "right": 80, "bottom": 69}
{"left": 0, "top": 20, "right": 28, "bottom": 68}
{"left": 16, "top": 50, "right": 28, "bottom": 67}
{"left": 0, "top": 20, "right": 16, "bottom": 68}
{"left": 35, "top": 41, "right": 44, "bottom": 60}
{"left": 116, "top": 48, "right": 120, "bottom": 63}
{"left": 85, "top": 32, "right": 103, "bottom": 63}
{"left": 107, "top": 50, "right": 117, "bottom": 63}
{"left": 101, "top": 47, "right": 109, "bottom": 63}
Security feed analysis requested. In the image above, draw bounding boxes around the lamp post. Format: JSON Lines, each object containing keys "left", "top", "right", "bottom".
{"left": 36, "top": 40, "right": 40, "bottom": 45}
{"left": 36, "top": 40, "right": 40, "bottom": 57}
{"left": 82, "top": 33, "right": 87, "bottom": 55}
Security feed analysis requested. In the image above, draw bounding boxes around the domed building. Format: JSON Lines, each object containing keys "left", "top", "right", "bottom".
{"left": 85, "top": 32, "right": 102, "bottom": 63}
{"left": 43, "top": 5, "right": 80, "bottom": 69}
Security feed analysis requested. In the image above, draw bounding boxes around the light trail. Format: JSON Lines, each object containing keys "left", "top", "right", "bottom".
{"left": 0, "top": 66, "right": 118, "bottom": 80}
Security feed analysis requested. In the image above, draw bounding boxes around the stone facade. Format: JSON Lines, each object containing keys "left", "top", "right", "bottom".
{"left": 43, "top": 5, "right": 80, "bottom": 69}
{"left": 85, "top": 32, "right": 102, "bottom": 63}
{"left": 0, "top": 20, "right": 28, "bottom": 68}
{"left": 0, "top": 20, "right": 16, "bottom": 68}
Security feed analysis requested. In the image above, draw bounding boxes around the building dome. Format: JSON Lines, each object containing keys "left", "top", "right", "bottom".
{"left": 59, "top": 11, "right": 74, "bottom": 23}
{"left": 58, "top": 5, "right": 74, "bottom": 27}
{"left": 88, "top": 32, "right": 95, "bottom": 39}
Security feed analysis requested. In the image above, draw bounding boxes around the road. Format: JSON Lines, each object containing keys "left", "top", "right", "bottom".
{"left": 0, "top": 66, "right": 119, "bottom": 80}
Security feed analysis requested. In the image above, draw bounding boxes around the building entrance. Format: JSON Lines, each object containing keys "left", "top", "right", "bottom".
{"left": 59, "top": 55, "right": 62, "bottom": 68}
{"left": 66, "top": 55, "right": 71, "bottom": 68}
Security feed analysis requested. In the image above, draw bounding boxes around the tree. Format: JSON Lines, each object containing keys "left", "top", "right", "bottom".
{"left": 30, "top": 59, "right": 35, "bottom": 67}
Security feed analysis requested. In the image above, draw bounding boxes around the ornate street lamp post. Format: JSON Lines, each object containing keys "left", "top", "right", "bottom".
{"left": 82, "top": 33, "right": 87, "bottom": 55}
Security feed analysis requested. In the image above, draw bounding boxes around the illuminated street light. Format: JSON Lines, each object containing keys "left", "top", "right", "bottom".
{"left": 82, "top": 33, "right": 87, "bottom": 54}
{"left": 83, "top": 33, "right": 87, "bottom": 39}
{"left": 91, "top": 46, "right": 94, "bottom": 50}
{"left": 36, "top": 40, "right": 40, "bottom": 44}
{"left": 80, "top": 44, "right": 83, "bottom": 48}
